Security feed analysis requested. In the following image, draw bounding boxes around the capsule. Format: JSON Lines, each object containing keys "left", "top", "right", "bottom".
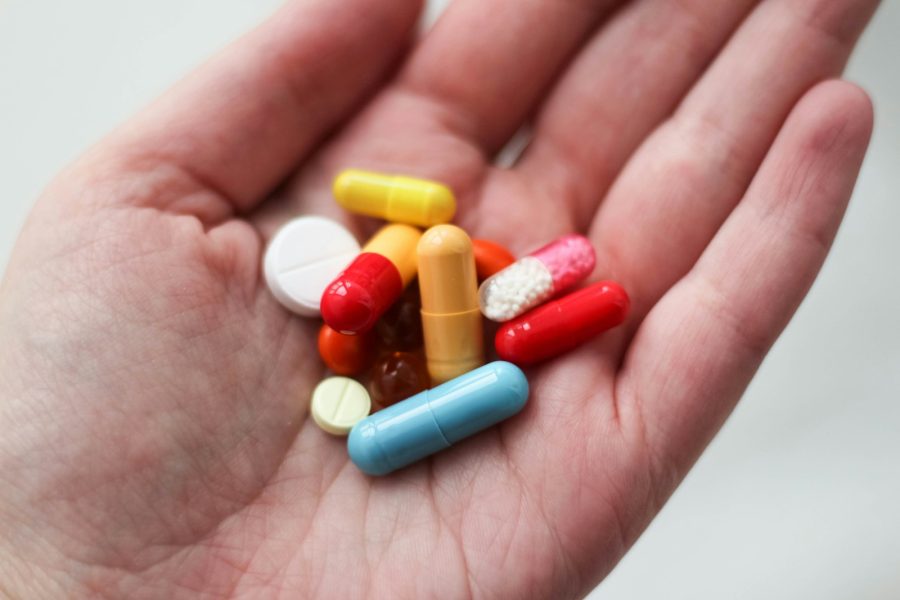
{"left": 321, "top": 224, "right": 421, "bottom": 334}
{"left": 418, "top": 225, "right": 484, "bottom": 383}
{"left": 479, "top": 234, "right": 596, "bottom": 322}
{"left": 472, "top": 238, "right": 516, "bottom": 281}
{"left": 495, "top": 281, "right": 630, "bottom": 366}
{"left": 368, "top": 351, "right": 430, "bottom": 409}
{"left": 333, "top": 169, "right": 456, "bottom": 227}
{"left": 348, "top": 361, "right": 528, "bottom": 475}
{"left": 317, "top": 324, "right": 376, "bottom": 376}
{"left": 375, "top": 286, "right": 423, "bottom": 352}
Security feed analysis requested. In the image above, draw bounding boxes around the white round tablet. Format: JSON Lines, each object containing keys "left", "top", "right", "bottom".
{"left": 311, "top": 377, "right": 371, "bottom": 436}
{"left": 264, "top": 216, "right": 360, "bottom": 317}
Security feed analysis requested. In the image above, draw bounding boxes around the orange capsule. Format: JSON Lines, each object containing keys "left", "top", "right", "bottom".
{"left": 418, "top": 225, "right": 484, "bottom": 383}
{"left": 472, "top": 239, "right": 515, "bottom": 281}
{"left": 317, "top": 324, "right": 376, "bottom": 376}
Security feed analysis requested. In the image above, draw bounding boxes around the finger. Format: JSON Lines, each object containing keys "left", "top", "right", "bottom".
{"left": 617, "top": 80, "right": 873, "bottom": 487}
{"left": 82, "top": 0, "right": 421, "bottom": 220}
{"left": 392, "top": 0, "right": 619, "bottom": 155}
{"left": 516, "top": 0, "right": 760, "bottom": 228}
{"left": 588, "top": 0, "right": 879, "bottom": 320}
{"left": 264, "top": 0, "right": 621, "bottom": 226}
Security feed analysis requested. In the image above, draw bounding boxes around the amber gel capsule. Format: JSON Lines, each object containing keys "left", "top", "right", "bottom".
{"left": 418, "top": 225, "right": 485, "bottom": 383}
{"left": 375, "top": 286, "right": 423, "bottom": 351}
{"left": 368, "top": 351, "right": 430, "bottom": 408}
{"left": 333, "top": 169, "right": 456, "bottom": 227}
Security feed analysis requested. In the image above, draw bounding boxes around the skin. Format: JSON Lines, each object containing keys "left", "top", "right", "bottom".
{"left": 0, "top": 0, "right": 879, "bottom": 597}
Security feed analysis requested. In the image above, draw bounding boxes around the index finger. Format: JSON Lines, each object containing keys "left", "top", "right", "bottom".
{"left": 83, "top": 0, "right": 421, "bottom": 221}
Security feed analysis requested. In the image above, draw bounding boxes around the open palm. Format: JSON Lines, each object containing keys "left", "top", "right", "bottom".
{"left": 0, "top": 0, "right": 877, "bottom": 597}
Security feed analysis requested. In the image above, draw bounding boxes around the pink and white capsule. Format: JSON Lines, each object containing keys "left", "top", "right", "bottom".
{"left": 478, "top": 234, "right": 596, "bottom": 322}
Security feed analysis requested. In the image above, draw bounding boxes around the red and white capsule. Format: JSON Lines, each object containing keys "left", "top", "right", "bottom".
{"left": 478, "top": 234, "right": 596, "bottom": 322}
{"left": 494, "top": 281, "right": 629, "bottom": 366}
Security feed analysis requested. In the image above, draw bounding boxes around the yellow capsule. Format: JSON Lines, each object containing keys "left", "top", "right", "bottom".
{"left": 362, "top": 223, "right": 421, "bottom": 286}
{"left": 333, "top": 169, "right": 456, "bottom": 227}
{"left": 418, "top": 225, "right": 484, "bottom": 383}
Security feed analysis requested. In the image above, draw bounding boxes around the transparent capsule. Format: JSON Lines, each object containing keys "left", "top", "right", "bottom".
{"left": 368, "top": 351, "right": 430, "bottom": 409}
{"left": 375, "top": 286, "right": 423, "bottom": 352}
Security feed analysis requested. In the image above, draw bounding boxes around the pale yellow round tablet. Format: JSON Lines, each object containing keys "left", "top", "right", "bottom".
{"left": 311, "top": 377, "right": 371, "bottom": 436}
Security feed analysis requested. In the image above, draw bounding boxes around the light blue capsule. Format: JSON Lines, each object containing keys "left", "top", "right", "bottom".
{"left": 348, "top": 361, "right": 529, "bottom": 475}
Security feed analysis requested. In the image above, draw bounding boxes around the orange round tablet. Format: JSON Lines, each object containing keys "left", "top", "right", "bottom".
{"left": 317, "top": 324, "right": 376, "bottom": 376}
{"left": 472, "top": 239, "right": 515, "bottom": 280}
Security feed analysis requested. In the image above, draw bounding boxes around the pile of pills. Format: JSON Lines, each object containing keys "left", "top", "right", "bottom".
{"left": 264, "top": 169, "right": 630, "bottom": 476}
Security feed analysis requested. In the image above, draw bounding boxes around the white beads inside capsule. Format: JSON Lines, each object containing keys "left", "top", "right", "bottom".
{"left": 478, "top": 257, "right": 554, "bottom": 322}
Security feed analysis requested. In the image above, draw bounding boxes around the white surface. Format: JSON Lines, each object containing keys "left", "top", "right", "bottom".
{"left": 264, "top": 216, "right": 360, "bottom": 317}
{"left": 1, "top": 1, "right": 898, "bottom": 598}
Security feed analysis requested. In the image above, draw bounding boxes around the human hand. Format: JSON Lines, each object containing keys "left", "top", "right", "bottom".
{"left": 0, "top": 0, "right": 877, "bottom": 597}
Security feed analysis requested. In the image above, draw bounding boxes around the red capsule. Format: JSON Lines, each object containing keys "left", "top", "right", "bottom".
{"left": 494, "top": 281, "right": 629, "bottom": 366}
{"left": 321, "top": 253, "right": 402, "bottom": 334}
{"left": 320, "top": 225, "right": 421, "bottom": 334}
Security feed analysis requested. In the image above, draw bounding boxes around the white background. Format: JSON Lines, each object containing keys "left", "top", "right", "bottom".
{"left": 1, "top": 1, "right": 898, "bottom": 598}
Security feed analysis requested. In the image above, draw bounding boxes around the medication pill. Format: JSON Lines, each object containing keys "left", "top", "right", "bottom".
{"left": 495, "top": 281, "right": 630, "bottom": 366}
{"left": 311, "top": 377, "right": 372, "bottom": 435}
{"left": 348, "top": 361, "right": 528, "bottom": 475}
{"left": 333, "top": 169, "right": 456, "bottom": 227}
{"left": 418, "top": 225, "right": 484, "bottom": 384}
{"left": 317, "top": 324, "right": 376, "bottom": 376}
{"left": 375, "top": 287, "right": 424, "bottom": 352}
{"left": 321, "top": 224, "right": 421, "bottom": 334}
{"left": 264, "top": 216, "right": 360, "bottom": 316}
{"left": 369, "top": 351, "right": 430, "bottom": 408}
{"left": 472, "top": 239, "right": 516, "bottom": 281}
{"left": 479, "top": 234, "right": 596, "bottom": 322}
